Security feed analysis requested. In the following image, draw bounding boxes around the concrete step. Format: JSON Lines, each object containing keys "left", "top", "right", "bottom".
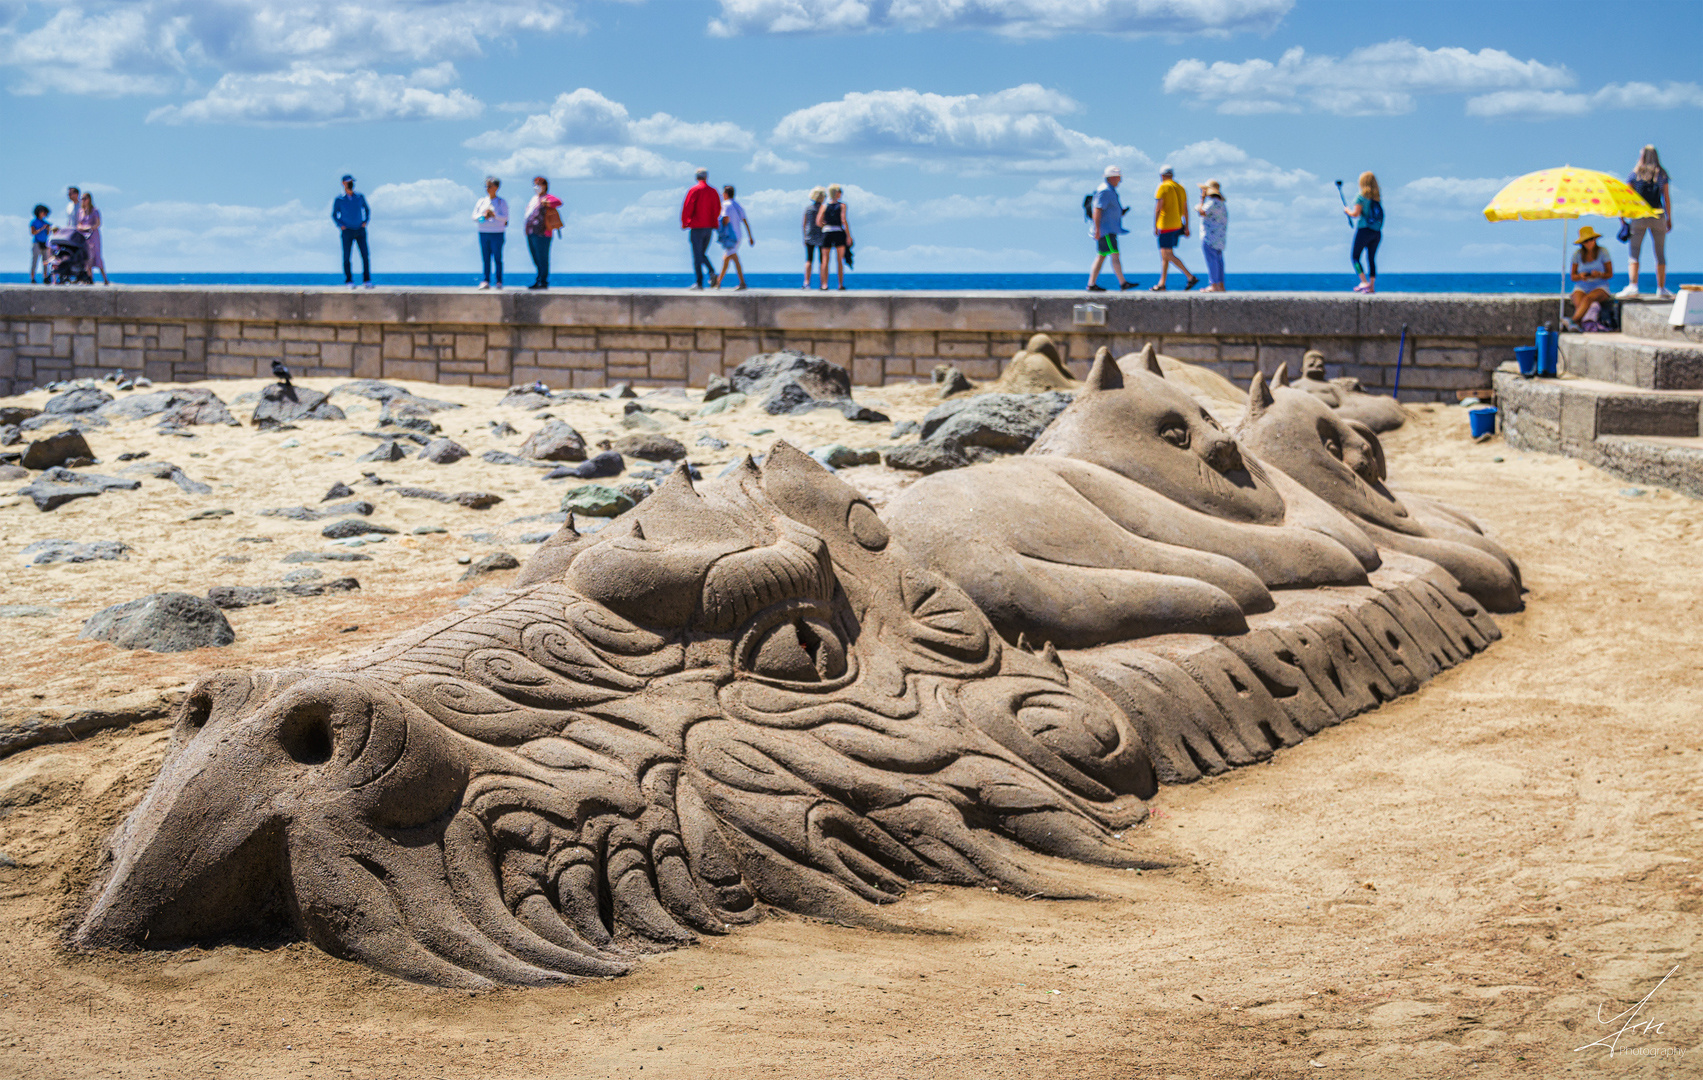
{"left": 1495, "top": 368, "right": 1703, "bottom": 499}
{"left": 1559, "top": 331, "right": 1703, "bottom": 390}
{"left": 1621, "top": 296, "right": 1703, "bottom": 344}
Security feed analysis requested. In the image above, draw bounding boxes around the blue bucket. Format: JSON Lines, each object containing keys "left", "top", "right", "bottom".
{"left": 1468, "top": 406, "right": 1498, "bottom": 439}
{"left": 1514, "top": 345, "right": 1538, "bottom": 377}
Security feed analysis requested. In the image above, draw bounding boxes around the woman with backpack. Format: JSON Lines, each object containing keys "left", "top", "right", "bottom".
{"left": 524, "top": 176, "right": 563, "bottom": 290}
{"left": 1618, "top": 145, "right": 1672, "bottom": 300}
{"left": 1343, "top": 171, "right": 1382, "bottom": 294}
{"left": 816, "top": 185, "right": 851, "bottom": 290}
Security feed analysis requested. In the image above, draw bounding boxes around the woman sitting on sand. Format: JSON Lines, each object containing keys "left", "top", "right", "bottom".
{"left": 1567, "top": 226, "right": 1613, "bottom": 331}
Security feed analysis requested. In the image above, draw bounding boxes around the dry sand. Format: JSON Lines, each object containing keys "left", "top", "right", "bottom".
{"left": 0, "top": 378, "right": 1699, "bottom": 1078}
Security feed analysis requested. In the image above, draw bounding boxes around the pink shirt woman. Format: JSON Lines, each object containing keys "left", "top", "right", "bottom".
{"left": 78, "top": 193, "right": 108, "bottom": 284}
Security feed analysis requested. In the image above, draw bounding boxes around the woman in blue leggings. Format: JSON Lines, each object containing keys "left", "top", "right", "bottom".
{"left": 1344, "top": 171, "right": 1382, "bottom": 293}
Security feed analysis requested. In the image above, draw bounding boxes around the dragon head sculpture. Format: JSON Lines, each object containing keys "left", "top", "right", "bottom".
{"left": 73, "top": 443, "right": 1155, "bottom": 987}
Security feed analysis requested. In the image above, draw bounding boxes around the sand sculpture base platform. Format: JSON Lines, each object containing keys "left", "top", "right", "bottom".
{"left": 1064, "top": 551, "right": 1500, "bottom": 785}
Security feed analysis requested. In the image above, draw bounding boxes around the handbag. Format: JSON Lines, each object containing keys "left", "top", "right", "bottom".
{"left": 1616, "top": 220, "right": 1632, "bottom": 243}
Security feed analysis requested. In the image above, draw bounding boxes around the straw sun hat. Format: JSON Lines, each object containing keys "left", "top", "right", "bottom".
{"left": 1575, "top": 225, "right": 1605, "bottom": 244}
{"left": 1198, "top": 179, "right": 1222, "bottom": 195}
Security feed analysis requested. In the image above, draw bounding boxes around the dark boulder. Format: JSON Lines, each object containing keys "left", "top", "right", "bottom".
{"left": 544, "top": 450, "right": 624, "bottom": 480}
{"left": 252, "top": 384, "right": 345, "bottom": 428}
{"left": 21, "top": 539, "right": 131, "bottom": 565}
{"left": 207, "top": 585, "right": 279, "bottom": 609}
{"left": 357, "top": 441, "right": 408, "bottom": 463}
{"left": 418, "top": 438, "right": 469, "bottom": 465}
{"left": 80, "top": 592, "right": 235, "bottom": 653}
{"left": 322, "top": 519, "right": 397, "bottom": 539}
{"left": 885, "top": 392, "right": 1073, "bottom": 474}
{"left": 45, "top": 388, "right": 112, "bottom": 415}
{"left": 20, "top": 430, "right": 92, "bottom": 470}
{"left": 332, "top": 381, "right": 459, "bottom": 411}
{"left": 459, "top": 552, "right": 520, "bottom": 581}
{"left": 0, "top": 407, "right": 42, "bottom": 426}
{"left": 518, "top": 420, "right": 588, "bottom": 462}
{"left": 117, "top": 461, "right": 213, "bottom": 495}
{"left": 729, "top": 350, "right": 888, "bottom": 421}
{"left": 498, "top": 388, "right": 553, "bottom": 410}
{"left": 100, "top": 388, "right": 235, "bottom": 426}
{"left": 611, "top": 434, "right": 687, "bottom": 462}
{"left": 322, "top": 481, "right": 354, "bottom": 501}
{"left": 703, "top": 374, "right": 733, "bottom": 402}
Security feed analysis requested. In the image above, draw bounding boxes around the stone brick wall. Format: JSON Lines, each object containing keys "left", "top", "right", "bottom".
{"left": 0, "top": 287, "right": 1558, "bottom": 401}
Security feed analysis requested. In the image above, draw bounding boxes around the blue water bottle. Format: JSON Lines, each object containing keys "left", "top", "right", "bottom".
{"left": 1534, "top": 325, "right": 1557, "bottom": 377}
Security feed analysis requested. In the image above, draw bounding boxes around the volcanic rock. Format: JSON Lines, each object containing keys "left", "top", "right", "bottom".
{"left": 80, "top": 592, "right": 235, "bottom": 653}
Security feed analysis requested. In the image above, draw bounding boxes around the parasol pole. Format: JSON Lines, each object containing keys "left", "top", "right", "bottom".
{"left": 1559, "top": 215, "right": 1567, "bottom": 330}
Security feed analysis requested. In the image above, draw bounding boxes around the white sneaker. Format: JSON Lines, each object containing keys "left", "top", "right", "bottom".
{"left": 1658, "top": 288, "right": 1674, "bottom": 300}
{"left": 362, "top": 281, "right": 374, "bottom": 289}
{"left": 347, "top": 282, "right": 357, "bottom": 290}
{"left": 477, "top": 280, "right": 490, "bottom": 290}
{"left": 1616, "top": 283, "right": 1641, "bottom": 298}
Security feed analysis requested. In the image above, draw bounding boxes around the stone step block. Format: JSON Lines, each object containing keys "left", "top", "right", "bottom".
{"left": 1620, "top": 298, "right": 1703, "bottom": 344}
{"left": 1560, "top": 332, "right": 1703, "bottom": 390}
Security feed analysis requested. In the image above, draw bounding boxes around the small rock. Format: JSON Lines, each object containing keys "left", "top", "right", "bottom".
{"left": 187, "top": 508, "right": 234, "bottom": 520}
{"left": 331, "top": 381, "right": 460, "bottom": 410}
{"left": 357, "top": 429, "right": 430, "bottom": 446}
{"left": 561, "top": 484, "right": 638, "bottom": 518}
{"left": 207, "top": 585, "right": 280, "bottom": 609}
{"left": 697, "top": 392, "right": 748, "bottom": 417}
{"left": 890, "top": 420, "right": 921, "bottom": 439}
{"left": 252, "top": 383, "right": 345, "bottom": 427}
{"left": 696, "top": 434, "right": 729, "bottom": 451}
{"left": 236, "top": 536, "right": 273, "bottom": 543}
{"left": 933, "top": 365, "right": 974, "bottom": 398}
{"left": 519, "top": 420, "right": 588, "bottom": 462}
{"left": 1620, "top": 487, "right": 1647, "bottom": 497}
{"left": 0, "top": 463, "right": 27, "bottom": 481}
{"left": 21, "top": 539, "right": 131, "bottom": 565}
{"left": 0, "top": 424, "right": 20, "bottom": 447}
{"left": 620, "top": 411, "right": 663, "bottom": 431}
{"left": 116, "top": 451, "right": 150, "bottom": 461}
{"left": 812, "top": 444, "right": 881, "bottom": 469}
{"left": 282, "top": 569, "right": 324, "bottom": 583}
{"left": 0, "top": 605, "right": 58, "bottom": 618}
{"left": 281, "top": 550, "right": 372, "bottom": 563}
{"left": 357, "top": 441, "right": 408, "bottom": 463}
{"left": 412, "top": 525, "right": 448, "bottom": 535}
{"left": 419, "top": 438, "right": 470, "bottom": 465}
{"left": 456, "top": 554, "right": 473, "bottom": 565}
{"left": 605, "top": 383, "right": 636, "bottom": 399}
{"left": 18, "top": 480, "right": 103, "bottom": 511}
{"left": 322, "top": 481, "right": 354, "bottom": 501}
{"left": 278, "top": 438, "right": 301, "bottom": 450}
{"left": 285, "top": 577, "right": 360, "bottom": 598}
{"left": 322, "top": 519, "right": 398, "bottom": 539}
{"left": 612, "top": 434, "right": 687, "bottom": 462}
{"left": 45, "top": 387, "right": 114, "bottom": 415}
{"left": 456, "top": 491, "right": 503, "bottom": 509}
{"left": 80, "top": 592, "right": 235, "bottom": 653}
{"left": 20, "top": 429, "right": 93, "bottom": 470}
{"left": 489, "top": 419, "right": 519, "bottom": 437}
{"left": 0, "top": 406, "right": 42, "bottom": 426}
{"left": 545, "top": 450, "right": 624, "bottom": 480}
{"left": 703, "top": 374, "right": 733, "bottom": 401}
{"left": 481, "top": 450, "right": 554, "bottom": 468}
{"left": 498, "top": 388, "right": 553, "bottom": 410}
{"left": 459, "top": 552, "right": 520, "bottom": 580}
{"left": 117, "top": 461, "right": 212, "bottom": 494}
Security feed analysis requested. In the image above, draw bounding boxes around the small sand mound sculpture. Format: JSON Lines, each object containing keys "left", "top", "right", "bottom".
{"left": 1236, "top": 372, "right": 1521, "bottom": 611}
{"left": 987, "top": 333, "right": 1081, "bottom": 395}
{"left": 1282, "top": 350, "right": 1408, "bottom": 433}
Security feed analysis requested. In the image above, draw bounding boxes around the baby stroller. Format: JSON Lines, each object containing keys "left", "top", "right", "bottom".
{"left": 44, "top": 231, "right": 91, "bottom": 285}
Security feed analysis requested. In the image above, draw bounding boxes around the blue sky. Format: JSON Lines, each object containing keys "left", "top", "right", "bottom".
{"left": 1, "top": 0, "right": 1698, "bottom": 277}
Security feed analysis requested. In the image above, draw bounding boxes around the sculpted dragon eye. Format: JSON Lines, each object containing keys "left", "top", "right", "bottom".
{"left": 743, "top": 613, "right": 847, "bottom": 683}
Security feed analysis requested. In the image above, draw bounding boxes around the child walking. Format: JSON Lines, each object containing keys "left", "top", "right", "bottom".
{"left": 713, "top": 185, "right": 755, "bottom": 290}
{"left": 28, "top": 205, "right": 51, "bottom": 283}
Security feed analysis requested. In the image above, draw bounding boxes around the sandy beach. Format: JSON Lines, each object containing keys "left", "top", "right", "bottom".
{"left": 1, "top": 377, "right": 1698, "bottom": 1078}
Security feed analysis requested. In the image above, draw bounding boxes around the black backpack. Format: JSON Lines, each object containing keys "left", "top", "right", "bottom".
{"left": 1083, "top": 193, "right": 1094, "bottom": 221}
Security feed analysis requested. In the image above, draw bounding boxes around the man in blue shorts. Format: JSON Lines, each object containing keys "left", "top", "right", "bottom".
{"left": 1087, "top": 165, "right": 1135, "bottom": 292}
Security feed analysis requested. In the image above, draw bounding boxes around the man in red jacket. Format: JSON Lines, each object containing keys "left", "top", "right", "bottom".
{"left": 681, "top": 168, "right": 721, "bottom": 289}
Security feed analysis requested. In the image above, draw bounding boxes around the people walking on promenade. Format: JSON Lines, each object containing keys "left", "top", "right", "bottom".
{"left": 1343, "top": 171, "right": 1382, "bottom": 294}
{"left": 473, "top": 175, "right": 508, "bottom": 290}
{"left": 714, "top": 184, "right": 754, "bottom": 290}
{"left": 1086, "top": 165, "right": 1133, "bottom": 292}
{"left": 524, "top": 176, "right": 562, "bottom": 290}
{"left": 77, "top": 192, "right": 107, "bottom": 284}
{"left": 682, "top": 169, "right": 721, "bottom": 289}
{"left": 63, "top": 186, "right": 80, "bottom": 231}
{"left": 1152, "top": 166, "right": 1197, "bottom": 291}
{"left": 816, "top": 184, "right": 851, "bottom": 290}
{"left": 1198, "top": 180, "right": 1227, "bottom": 292}
{"left": 333, "top": 174, "right": 372, "bottom": 289}
{"left": 28, "top": 205, "right": 51, "bottom": 283}
{"left": 802, "top": 186, "right": 826, "bottom": 289}
{"left": 1619, "top": 145, "right": 1672, "bottom": 299}
{"left": 1567, "top": 225, "right": 1614, "bottom": 331}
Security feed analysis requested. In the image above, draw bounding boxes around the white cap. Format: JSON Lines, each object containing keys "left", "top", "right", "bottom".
{"left": 1160, "top": 164, "right": 1174, "bottom": 176}
{"left": 1103, "top": 165, "right": 1121, "bottom": 178}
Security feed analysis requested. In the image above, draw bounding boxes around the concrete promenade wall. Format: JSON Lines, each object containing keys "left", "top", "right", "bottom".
{"left": 0, "top": 286, "right": 1558, "bottom": 401}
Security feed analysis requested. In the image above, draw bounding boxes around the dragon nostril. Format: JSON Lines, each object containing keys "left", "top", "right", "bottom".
{"left": 277, "top": 701, "right": 334, "bottom": 765}
{"left": 182, "top": 693, "right": 213, "bottom": 731}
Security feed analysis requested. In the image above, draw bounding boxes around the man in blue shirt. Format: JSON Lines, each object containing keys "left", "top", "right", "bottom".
{"left": 1086, "top": 165, "right": 1134, "bottom": 292}
{"left": 332, "top": 174, "right": 372, "bottom": 289}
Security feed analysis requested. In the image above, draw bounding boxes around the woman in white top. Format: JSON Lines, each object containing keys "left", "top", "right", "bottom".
{"left": 472, "top": 176, "right": 508, "bottom": 290}
{"left": 1567, "top": 225, "right": 1613, "bottom": 330}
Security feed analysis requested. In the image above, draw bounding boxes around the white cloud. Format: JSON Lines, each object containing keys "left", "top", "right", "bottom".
{"left": 369, "top": 178, "right": 479, "bottom": 216}
{"left": 466, "top": 89, "right": 756, "bottom": 179}
{"left": 0, "top": 1, "right": 575, "bottom": 98}
{"left": 709, "top": 0, "right": 1292, "bottom": 38}
{"left": 147, "top": 63, "right": 483, "bottom": 125}
{"left": 1466, "top": 81, "right": 1703, "bottom": 119}
{"left": 1162, "top": 138, "right": 1315, "bottom": 191}
{"left": 747, "top": 149, "right": 810, "bottom": 174}
{"left": 1398, "top": 176, "right": 1515, "bottom": 206}
{"left": 1163, "top": 41, "right": 1573, "bottom": 115}
{"left": 772, "top": 84, "right": 1140, "bottom": 173}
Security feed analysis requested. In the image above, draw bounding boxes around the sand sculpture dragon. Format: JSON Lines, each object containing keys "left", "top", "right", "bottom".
{"left": 74, "top": 349, "right": 1521, "bottom": 988}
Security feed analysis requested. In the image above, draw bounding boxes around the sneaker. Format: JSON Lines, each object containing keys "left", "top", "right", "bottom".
{"left": 346, "top": 281, "right": 357, "bottom": 290}
{"left": 1616, "top": 283, "right": 1640, "bottom": 298}
{"left": 1657, "top": 288, "right": 1674, "bottom": 300}
{"left": 477, "top": 281, "right": 490, "bottom": 290}
{"left": 362, "top": 281, "right": 374, "bottom": 289}
{"left": 1086, "top": 284, "right": 1107, "bottom": 292}
{"left": 1561, "top": 316, "right": 1581, "bottom": 332}
{"left": 494, "top": 283, "right": 503, "bottom": 291}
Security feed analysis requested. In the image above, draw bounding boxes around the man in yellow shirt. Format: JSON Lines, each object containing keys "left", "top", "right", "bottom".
{"left": 1152, "top": 165, "right": 1199, "bottom": 291}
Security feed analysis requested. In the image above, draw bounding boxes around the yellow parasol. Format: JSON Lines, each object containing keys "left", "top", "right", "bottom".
{"left": 1483, "top": 166, "right": 1663, "bottom": 324}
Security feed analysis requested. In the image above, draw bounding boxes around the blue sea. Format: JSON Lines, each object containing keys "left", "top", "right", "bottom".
{"left": 3, "top": 271, "right": 1698, "bottom": 293}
